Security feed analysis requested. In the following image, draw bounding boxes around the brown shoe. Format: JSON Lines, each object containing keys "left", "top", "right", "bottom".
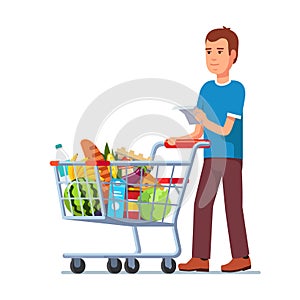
{"left": 178, "top": 258, "right": 209, "bottom": 272}
{"left": 221, "top": 257, "right": 251, "bottom": 272}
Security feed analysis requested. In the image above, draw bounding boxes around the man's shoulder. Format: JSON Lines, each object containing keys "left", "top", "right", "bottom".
{"left": 200, "top": 80, "right": 215, "bottom": 92}
{"left": 230, "top": 80, "right": 245, "bottom": 91}
{"left": 203, "top": 80, "right": 215, "bottom": 87}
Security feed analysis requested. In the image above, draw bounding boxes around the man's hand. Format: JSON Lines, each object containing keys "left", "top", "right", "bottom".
{"left": 194, "top": 108, "right": 207, "bottom": 124}
{"left": 193, "top": 108, "right": 236, "bottom": 136}
{"left": 167, "top": 137, "right": 176, "bottom": 145}
{"left": 166, "top": 118, "right": 205, "bottom": 146}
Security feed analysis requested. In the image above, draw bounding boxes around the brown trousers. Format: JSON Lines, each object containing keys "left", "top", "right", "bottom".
{"left": 192, "top": 158, "right": 249, "bottom": 259}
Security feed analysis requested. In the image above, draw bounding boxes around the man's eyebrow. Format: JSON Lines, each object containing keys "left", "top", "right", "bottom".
{"left": 205, "top": 48, "right": 212, "bottom": 50}
{"left": 217, "top": 48, "right": 224, "bottom": 50}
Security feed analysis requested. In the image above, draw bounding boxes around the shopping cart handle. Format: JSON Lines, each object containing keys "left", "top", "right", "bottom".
{"left": 86, "top": 160, "right": 110, "bottom": 166}
{"left": 164, "top": 138, "right": 210, "bottom": 149}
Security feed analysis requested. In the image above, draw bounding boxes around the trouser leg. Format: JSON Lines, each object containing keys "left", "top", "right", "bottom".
{"left": 223, "top": 159, "right": 249, "bottom": 258}
{"left": 192, "top": 159, "right": 223, "bottom": 258}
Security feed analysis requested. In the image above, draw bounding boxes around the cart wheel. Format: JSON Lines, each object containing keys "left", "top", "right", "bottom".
{"left": 124, "top": 258, "right": 140, "bottom": 274}
{"left": 161, "top": 258, "right": 176, "bottom": 274}
{"left": 107, "top": 258, "right": 122, "bottom": 274}
{"left": 70, "top": 258, "right": 85, "bottom": 274}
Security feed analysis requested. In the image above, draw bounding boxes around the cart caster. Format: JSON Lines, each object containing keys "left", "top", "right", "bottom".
{"left": 124, "top": 258, "right": 140, "bottom": 274}
{"left": 161, "top": 258, "right": 176, "bottom": 274}
{"left": 107, "top": 258, "right": 122, "bottom": 274}
{"left": 70, "top": 258, "right": 85, "bottom": 274}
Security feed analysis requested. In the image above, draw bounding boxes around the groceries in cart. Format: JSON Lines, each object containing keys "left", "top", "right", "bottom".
{"left": 54, "top": 139, "right": 174, "bottom": 222}
{"left": 51, "top": 137, "right": 210, "bottom": 274}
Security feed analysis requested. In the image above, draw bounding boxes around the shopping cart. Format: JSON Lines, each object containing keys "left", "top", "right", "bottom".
{"left": 50, "top": 138, "right": 210, "bottom": 274}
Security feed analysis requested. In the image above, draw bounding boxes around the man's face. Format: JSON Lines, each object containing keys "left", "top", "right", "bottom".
{"left": 205, "top": 38, "right": 235, "bottom": 76}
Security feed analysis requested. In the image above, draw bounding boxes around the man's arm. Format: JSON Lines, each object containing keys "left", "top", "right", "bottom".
{"left": 203, "top": 115, "right": 235, "bottom": 136}
{"left": 195, "top": 109, "right": 236, "bottom": 136}
{"left": 189, "top": 124, "right": 204, "bottom": 138}
{"left": 168, "top": 124, "right": 204, "bottom": 145}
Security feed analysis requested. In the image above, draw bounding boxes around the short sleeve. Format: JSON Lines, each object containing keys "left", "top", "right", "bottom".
{"left": 227, "top": 83, "right": 245, "bottom": 119}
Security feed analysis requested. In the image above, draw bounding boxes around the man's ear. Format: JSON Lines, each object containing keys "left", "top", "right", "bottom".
{"left": 230, "top": 49, "right": 237, "bottom": 63}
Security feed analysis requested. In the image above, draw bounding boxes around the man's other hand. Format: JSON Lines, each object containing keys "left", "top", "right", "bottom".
{"left": 194, "top": 108, "right": 207, "bottom": 123}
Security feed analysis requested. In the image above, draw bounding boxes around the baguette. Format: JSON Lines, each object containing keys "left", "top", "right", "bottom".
{"left": 80, "top": 139, "right": 110, "bottom": 203}
{"left": 80, "top": 139, "right": 109, "bottom": 179}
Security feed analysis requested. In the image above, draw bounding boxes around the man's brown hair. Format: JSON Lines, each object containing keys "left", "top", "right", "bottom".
{"left": 206, "top": 26, "right": 239, "bottom": 64}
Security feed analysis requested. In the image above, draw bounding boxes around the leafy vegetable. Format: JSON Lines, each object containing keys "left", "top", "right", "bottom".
{"left": 138, "top": 187, "right": 172, "bottom": 221}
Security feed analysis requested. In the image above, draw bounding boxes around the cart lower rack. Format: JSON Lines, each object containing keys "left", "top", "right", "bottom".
{"left": 50, "top": 139, "right": 210, "bottom": 273}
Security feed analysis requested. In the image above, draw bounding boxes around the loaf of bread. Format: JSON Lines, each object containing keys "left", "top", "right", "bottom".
{"left": 80, "top": 139, "right": 110, "bottom": 202}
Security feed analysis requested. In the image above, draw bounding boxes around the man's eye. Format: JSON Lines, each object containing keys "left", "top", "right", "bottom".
{"left": 207, "top": 51, "right": 211, "bottom": 54}
{"left": 218, "top": 51, "right": 223, "bottom": 54}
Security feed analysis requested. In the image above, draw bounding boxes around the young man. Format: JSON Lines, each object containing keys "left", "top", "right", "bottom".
{"left": 168, "top": 27, "right": 250, "bottom": 272}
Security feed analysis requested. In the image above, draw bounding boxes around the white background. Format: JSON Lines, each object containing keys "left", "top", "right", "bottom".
{"left": 1, "top": 0, "right": 299, "bottom": 299}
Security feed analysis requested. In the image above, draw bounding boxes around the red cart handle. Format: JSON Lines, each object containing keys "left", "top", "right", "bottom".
{"left": 86, "top": 160, "right": 110, "bottom": 166}
{"left": 164, "top": 138, "right": 210, "bottom": 149}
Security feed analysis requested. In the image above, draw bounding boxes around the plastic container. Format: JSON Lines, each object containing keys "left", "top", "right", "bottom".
{"left": 55, "top": 144, "right": 70, "bottom": 178}
{"left": 107, "top": 179, "right": 126, "bottom": 218}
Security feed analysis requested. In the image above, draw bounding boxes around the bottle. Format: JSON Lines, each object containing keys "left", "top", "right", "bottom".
{"left": 55, "top": 144, "right": 70, "bottom": 179}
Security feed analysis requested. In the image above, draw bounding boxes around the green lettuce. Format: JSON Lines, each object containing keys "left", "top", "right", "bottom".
{"left": 138, "top": 187, "right": 171, "bottom": 221}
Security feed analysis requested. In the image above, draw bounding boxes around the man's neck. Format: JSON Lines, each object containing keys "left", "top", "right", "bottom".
{"left": 216, "top": 74, "right": 230, "bottom": 84}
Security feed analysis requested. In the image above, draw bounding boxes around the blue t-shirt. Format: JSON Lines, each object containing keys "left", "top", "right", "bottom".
{"left": 197, "top": 80, "right": 245, "bottom": 159}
